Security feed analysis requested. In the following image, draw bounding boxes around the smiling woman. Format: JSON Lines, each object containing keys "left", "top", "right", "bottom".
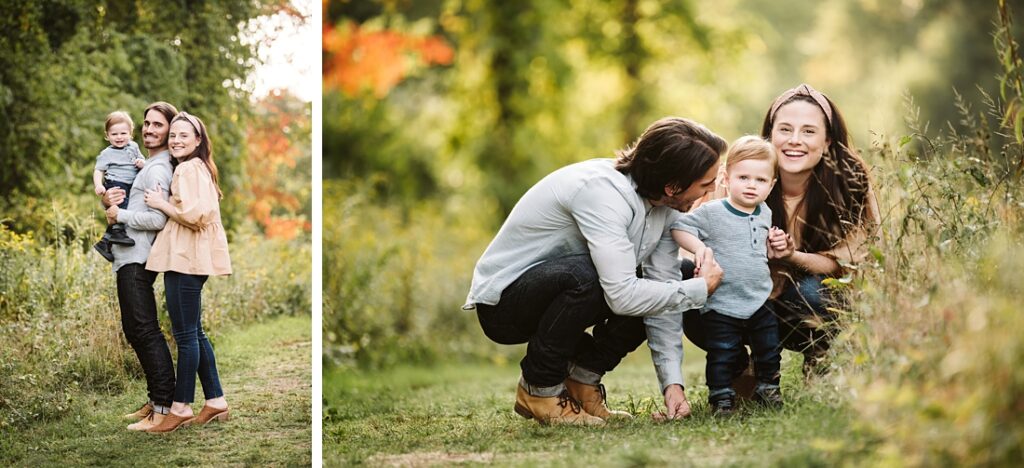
{"left": 676, "top": 84, "right": 880, "bottom": 397}
{"left": 143, "top": 112, "right": 233, "bottom": 433}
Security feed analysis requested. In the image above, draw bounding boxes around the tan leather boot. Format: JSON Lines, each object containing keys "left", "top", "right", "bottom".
{"left": 123, "top": 402, "right": 153, "bottom": 420}
{"left": 564, "top": 379, "right": 633, "bottom": 421}
{"left": 732, "top": 360, "right": 757, "bottom": 401}
{"left": 127, "top": 412, "right": 165, "bottom": 431}
{"left": 513, "top": 385, "right": 605, "bottom": 426}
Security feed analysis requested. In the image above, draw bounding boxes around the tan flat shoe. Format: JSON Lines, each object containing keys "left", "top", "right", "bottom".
{"left": 145, "top": 413, "right": 194, "bottom": 433}
{"left": 123, "top": 402, "right": 153, "bottom": 420}
{"left": 194, "top": 405, "right": 230, "bottom": 425}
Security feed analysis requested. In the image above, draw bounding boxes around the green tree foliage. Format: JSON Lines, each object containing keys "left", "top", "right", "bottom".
{"left": 0, "top": 0, "right": 280, "bottom": 233}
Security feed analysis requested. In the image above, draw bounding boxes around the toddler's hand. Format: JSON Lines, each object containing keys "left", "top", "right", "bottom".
{"left": 95, "top": 185, "right": 106, "bottom": 196}
{"left": 134, "top": 158, "right": 145, "bottom": 169}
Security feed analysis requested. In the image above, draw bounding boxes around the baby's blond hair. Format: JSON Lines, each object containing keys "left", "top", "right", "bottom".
{"left": 104, "top": 111, "right": 134, "bottom": 134}
{"left": 725, "top": 135, "right": 777, "bottom": 176}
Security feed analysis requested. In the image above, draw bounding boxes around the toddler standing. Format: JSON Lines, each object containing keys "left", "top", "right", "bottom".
{"left": 670, "top": 135, "right": 785, "bottom": 415}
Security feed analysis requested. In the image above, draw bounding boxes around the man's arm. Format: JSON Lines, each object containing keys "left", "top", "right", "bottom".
{"left": 569, "top": 179, "right": 706, "bottom": 316}
{"left": 117, "top": 165, "right": 171, "bottom": 231}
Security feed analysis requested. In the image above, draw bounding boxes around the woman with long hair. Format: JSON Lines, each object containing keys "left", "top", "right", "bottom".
{"left": 142, "top": 111, "right": 233, "bottom": 433}
{"left": 655, "top": 84, "right": 880, "bottom": 418}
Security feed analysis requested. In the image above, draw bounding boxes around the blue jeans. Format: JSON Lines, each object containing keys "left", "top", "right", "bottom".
{"left": 475, "top": 254, "right": 648, "bottom": 387}
{"left": 703, "top": 306, "right": 781, "bottom": 395}
{"left": 164, "top": 271, "right": 223, "bottom": 403}
{"left": 681, "top": 259, "right": 834, "bottom": 374}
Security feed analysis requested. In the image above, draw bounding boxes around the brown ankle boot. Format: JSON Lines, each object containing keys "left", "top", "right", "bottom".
{"left": 564, "top": 379, "right": 633, "bottom": 421}
{"left": 123, "top": 402, "right": 153, "bottom": 420}
{"left": 732, "top": 359, "right": 757, "bottom": 401}
{"left": 513, "top": 385, "right": 605, "bottom": 426}
{"left": 127, "top": 412, "right": 165, "bottom": 431}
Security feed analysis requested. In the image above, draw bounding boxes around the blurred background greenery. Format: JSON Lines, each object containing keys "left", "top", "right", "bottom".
{"left": 325, "top": 0, "right": 1024, "bottom": 463}
{"left": 0, "top": 0, "right": 312, "bottom": 435}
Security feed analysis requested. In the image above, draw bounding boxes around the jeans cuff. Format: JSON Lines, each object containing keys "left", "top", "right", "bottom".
{"left": 708, "top": 387, "right": 735, "bottom": 400}
{"left": 754, "top": 382, "right": 780, "bottom": 393}
{"left": 152, "top": 404, "right": 171, "bottom": 415}
{"left": 520, "top": 376, "right": 565, "bottom": 397}
{"left": 566, "top": 362, "right": 602, "bottom": 385}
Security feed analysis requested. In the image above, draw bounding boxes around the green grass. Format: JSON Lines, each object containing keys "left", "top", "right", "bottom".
{"left": 324, "top": 345, "right": 874, "bottom": 467}
{"left": 0, "top": 314, "right": 312, "bottom": 467}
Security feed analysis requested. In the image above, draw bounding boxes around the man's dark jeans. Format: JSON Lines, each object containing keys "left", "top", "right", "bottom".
{"left": 475, "top": 254, "right": 647, "bottom": 388}
{"left": 681, "top": 258, "right": 835, "bottom": 375}
{"left": 116, "top": 263, "right": 175, "bottom": 407}
{"left": 703, "top": 307, "right": 781, "bottom": 393}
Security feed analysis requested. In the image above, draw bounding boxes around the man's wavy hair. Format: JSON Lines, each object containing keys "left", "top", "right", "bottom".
{"left": 615, "top": 117, "right": 727, "bottom": 200}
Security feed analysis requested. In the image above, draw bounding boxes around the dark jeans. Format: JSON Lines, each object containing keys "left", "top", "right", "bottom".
{"left": 703, "top": 307, "right": 781, "bottom": 392}
{"left": 103, "top": 179, "right": 132, "bottom": 235}
{"left": 681, "top": 259, "right": 835, "bottom": 374}
{"left": 116, "top": 263, "right": 175, "bottom": 407}
{"left": 164, "top": 271, "right": 223, "bottom": 403}
{"left": 475, "top": 254, "right": 648, "bottom": 388}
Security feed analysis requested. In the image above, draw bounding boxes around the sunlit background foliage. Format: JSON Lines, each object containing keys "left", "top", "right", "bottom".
{"left": 325, "top": 0, "right": 1024, "bottom": 463}
{"left": 0, "top": 0, "right": 312, "bottom": 435}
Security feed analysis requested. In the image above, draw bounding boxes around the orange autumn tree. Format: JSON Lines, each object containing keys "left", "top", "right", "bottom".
{"left": 246, "top": 90, "right": 312, "bottom": 239}
{"left": 322, "top": 17, "right": 453, "bottom": 97}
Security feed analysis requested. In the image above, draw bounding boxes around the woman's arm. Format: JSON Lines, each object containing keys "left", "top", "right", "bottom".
{"left": 143, "top": 162, "right": 213, "bottom": 231}
{"left": 144, "top": 188, "right": 201, "bottom": 230}
{"left": 768, "top": 227, "right": 843, "bottom": 275}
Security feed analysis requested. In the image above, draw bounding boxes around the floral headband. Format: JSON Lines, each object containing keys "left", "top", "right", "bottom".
{"left": 768, "top": 83, "right": 833, "bottom": 125}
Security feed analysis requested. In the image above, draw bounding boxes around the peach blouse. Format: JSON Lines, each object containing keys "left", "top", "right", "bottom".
{"left": 146, "top": 158, "right": 232, "bottom": 276}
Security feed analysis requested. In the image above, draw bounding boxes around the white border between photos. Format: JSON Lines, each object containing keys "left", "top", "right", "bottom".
{"left": 311, "top": 1, "right": 323, "bottom": 466}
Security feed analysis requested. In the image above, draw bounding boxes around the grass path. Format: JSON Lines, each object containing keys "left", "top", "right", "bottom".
{"left": 324, "top": 347, "right": 871, "bottom": 466}
{"left": 2, "top": 314, "right": 312, "bottom": 467}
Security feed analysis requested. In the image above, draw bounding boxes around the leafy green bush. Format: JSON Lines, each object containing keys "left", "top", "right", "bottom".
{"left": 322, "top": 178, "right": 507, "bottom": 369}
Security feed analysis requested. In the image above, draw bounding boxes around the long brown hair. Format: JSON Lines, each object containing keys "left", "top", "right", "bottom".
{"left": 760, "top": 93, "right": 872, "bottom": 252}
{"left": 171, "top": 111, "right": 223, "bottom": 199}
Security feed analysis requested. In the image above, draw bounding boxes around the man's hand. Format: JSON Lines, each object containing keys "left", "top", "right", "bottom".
{"left": 652, "top": 384, "right": 691, "bottom": 421}
{"left": 693, "top": 246, "right": 714, "bottom": 275}
{"left": 695, "top": 249, "right": 723, "bottom": 296}
{"left": 105, "top": 205, "right": 119, "bottom": 225}
{"left": 102, "top": 187, "right": 127, "bottom": 208}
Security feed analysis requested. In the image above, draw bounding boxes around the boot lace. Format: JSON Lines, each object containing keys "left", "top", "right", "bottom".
{"left": 597, "top": 383, "right": 608, "bottom": 403}
{"left": 557, "top": 390, "right": 583, "bottom": 414}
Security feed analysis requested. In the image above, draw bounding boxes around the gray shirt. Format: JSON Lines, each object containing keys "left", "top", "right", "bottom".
{"left": 111, "top": 151, "right": 173, "bottom": 272}
{"left": 644, "top": 199, "right": 772, "bottom": 391}
{"left": 465, "top": 158, "right": 707, "bottom": 317}
{"left": 95, "top": 141, "right": 143, "bottom": 184}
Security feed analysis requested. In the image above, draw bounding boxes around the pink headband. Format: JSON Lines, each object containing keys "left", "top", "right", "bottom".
{"left": 769, "top": 83, "right": 833, "bottom": 125}
{"left": 176, "top": 111, "right": 203, "bottom": 137}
